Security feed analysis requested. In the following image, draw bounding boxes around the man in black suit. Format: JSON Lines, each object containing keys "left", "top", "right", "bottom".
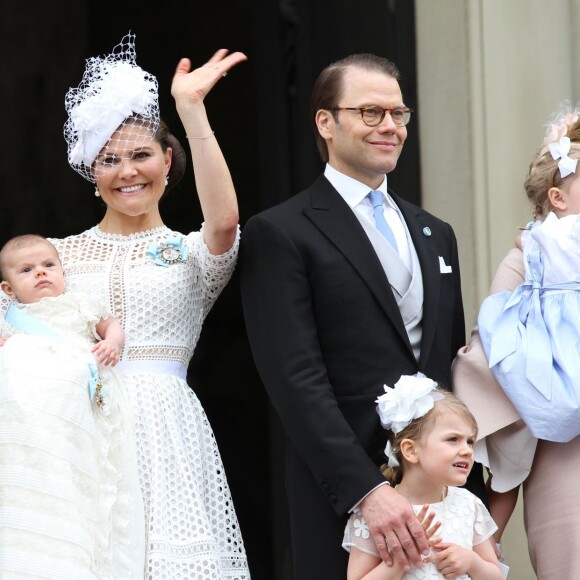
{"left": 240, "top": 54, "right": 468, "bottom": 579}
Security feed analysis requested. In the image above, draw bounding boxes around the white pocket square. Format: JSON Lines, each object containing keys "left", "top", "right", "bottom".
{"left": 439, "top": 256, "right": 452, "bottom": 274}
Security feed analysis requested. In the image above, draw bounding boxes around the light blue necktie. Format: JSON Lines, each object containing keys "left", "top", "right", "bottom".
{"left": 369, "top": 190, "right": 398, "bottom": 253}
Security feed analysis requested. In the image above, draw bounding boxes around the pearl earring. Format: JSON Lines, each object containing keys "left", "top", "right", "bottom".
{"left": 94, "top": 187, "right": 101, "bottom": 197}
{"left": 164, "top": 175, "right": 169, "bottom": 187}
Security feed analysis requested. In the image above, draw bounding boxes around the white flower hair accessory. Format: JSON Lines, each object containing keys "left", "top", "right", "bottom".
{"left": 64, "top": 32, "right": 160, "bottom": 183}
{"left": 376, "top": 373, "right": 443, "bottom": 466}
{"left": 544, "top": 101, "right": 580, "bottom": 179}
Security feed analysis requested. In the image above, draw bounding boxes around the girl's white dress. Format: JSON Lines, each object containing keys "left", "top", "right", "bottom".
{"left": 342, "top": 486, "right": 497, "bottom": 579}
{"left": 50, "top": 225, "right": 249, "bottom": 579}
{"left": 0, "top": 291, "right": 144, "bottom": 580}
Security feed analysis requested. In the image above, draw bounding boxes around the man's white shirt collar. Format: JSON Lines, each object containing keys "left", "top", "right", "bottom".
{"left": 324, "top": 163, "right": 391, "bottom": 208}
{"left": 324, "top": 163, "right": 412, "bottom": 271}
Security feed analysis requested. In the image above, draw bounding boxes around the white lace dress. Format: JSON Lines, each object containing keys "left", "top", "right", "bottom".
{"left": 0, "top": 291, "right": 144, "bottom": 580}
{"left": 51, "top": 224, "right": 249, "bottom": 579}
{"left": 342, "top": 487, "right": 497, "bottom": 579}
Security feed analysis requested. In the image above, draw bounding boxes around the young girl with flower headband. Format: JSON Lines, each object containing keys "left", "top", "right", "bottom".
{"left": 0, "top": 33, "right": 250, "bottom": 578}
{"left": 343, "top": 373, "right": 502, "bottom": 579}
{"left": 453, "top": 102, "right": 580, "bottom": 578}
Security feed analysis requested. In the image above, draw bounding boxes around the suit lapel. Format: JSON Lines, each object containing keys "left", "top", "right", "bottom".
{"left": 303, "top": 176, "right": 412, "bottom": 351}
{"left": 392, "top": 192, "right": 441, "bottom": 366}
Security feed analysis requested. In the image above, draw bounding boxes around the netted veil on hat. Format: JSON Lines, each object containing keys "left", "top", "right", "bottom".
{"left": 64, "top": 32, "right": 160, "bottom": 183}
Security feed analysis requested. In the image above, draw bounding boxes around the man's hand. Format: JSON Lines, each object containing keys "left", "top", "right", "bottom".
{"left": 360, "top": 485, "right": 430, "bottom": 571}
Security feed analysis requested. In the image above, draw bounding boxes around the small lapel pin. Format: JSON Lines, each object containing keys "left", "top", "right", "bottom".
{"left": 422, "top": 227, "right": 431, "bottom": 237}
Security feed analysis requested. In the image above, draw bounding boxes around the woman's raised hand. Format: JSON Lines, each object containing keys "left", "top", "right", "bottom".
{"left": 171, "top": 49, "right": 247, "bottom": 106}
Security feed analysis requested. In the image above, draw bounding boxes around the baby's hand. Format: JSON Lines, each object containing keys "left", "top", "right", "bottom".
{"left": 92, "top": 339, "right": 120, "bottom": 366}
{"left": 425, "top": 542, "right": 474, "bottom": 577}
{"left": 0, "top": 336, "right": 8, "bottom": 347}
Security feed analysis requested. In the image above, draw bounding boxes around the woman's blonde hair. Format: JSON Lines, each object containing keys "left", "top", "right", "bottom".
{"left": 380, "top": 389, "right": 478, "bottom": 485}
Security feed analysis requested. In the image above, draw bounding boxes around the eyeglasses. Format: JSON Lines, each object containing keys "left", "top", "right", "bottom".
{"left": 329, "top": 106, "right": 413, "bottom": 127}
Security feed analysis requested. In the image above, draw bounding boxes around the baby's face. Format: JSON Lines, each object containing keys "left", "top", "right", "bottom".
{"left": 1, "top": 241, "right": 65, "bottom": 304}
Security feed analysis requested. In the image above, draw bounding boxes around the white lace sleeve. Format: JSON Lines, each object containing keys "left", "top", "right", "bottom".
{"left": 342, "top": 513, "right": 380, "bottom": 557}
{"left": 472, "top": 494, "right": 498, "bottom": 545}
{"left": 186, "top": 224, "right": 240, "bottom": 316}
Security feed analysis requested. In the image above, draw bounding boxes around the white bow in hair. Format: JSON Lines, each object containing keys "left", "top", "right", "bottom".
{"left": 384, "top": 440, "right": 400, "bottom": 467}
{"left": 548, "top": 135, "right": 578, "bottom": 178}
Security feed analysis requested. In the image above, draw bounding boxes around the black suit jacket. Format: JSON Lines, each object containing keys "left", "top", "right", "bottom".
{"left": 240, "top": 174, "right": 465, "bottom": 576}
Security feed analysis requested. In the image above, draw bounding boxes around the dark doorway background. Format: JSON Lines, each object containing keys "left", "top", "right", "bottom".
{"left": 1, "top": 2, "right": 418, "bottom": 578}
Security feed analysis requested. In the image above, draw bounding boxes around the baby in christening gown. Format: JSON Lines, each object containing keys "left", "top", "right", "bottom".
{"left": 0, "top": 235, "right": 144, "bottom": 580}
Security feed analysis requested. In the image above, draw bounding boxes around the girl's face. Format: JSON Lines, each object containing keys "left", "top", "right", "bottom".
{"left": 412, "top": 410, "right": 475, "bottom": 489}
{"left": 94, "top": 124, "right": 172, "bottom": 222}
{"left": 549, "top": 171, "right": 580, "bottom": 217}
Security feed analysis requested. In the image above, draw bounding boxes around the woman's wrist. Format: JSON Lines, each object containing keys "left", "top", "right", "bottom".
{"left": 175, "top": 97, "right": 207, "bottom": 117}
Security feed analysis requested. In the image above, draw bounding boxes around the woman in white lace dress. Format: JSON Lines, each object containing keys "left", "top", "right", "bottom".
{"left": 52, "top": 34, "right": 250, "bottom": 579}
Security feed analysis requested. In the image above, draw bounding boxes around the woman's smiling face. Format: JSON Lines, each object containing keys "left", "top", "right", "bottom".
{"left": 94, "top": 121, "right": 172, "bottom": 220}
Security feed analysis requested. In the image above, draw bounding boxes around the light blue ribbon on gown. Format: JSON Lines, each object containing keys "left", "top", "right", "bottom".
{"left": 478, "top": 250, "right": 580, "bottom": 442}
{"left": 5, "top": 303, "right": 104, "bottom": 402}
{"left": 6, "top": 303, "right": 60, "bottom": 338}
{"left": 485, "top": 251, "right": 553, "bottom": 399}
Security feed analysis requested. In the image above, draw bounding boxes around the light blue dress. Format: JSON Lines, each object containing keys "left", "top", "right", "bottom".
{"left": 478, "top": 212, "right": 580, "bottom": 442}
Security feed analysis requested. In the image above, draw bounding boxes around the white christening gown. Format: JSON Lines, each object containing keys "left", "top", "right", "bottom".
{"left": 0, "top": 291, "right": 144, "bottom": 580}
{"left": 51, "top": 224, "right": 249, "bottom": 579}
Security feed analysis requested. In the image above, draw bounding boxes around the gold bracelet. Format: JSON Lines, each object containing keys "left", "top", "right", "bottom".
{"left": 186, "top": 130, "right": 215, "bottom": 140}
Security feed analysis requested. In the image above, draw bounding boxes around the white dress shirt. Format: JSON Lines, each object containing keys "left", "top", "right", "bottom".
{"left": 324, "top": 164, "right": 412, "bottom": 271}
